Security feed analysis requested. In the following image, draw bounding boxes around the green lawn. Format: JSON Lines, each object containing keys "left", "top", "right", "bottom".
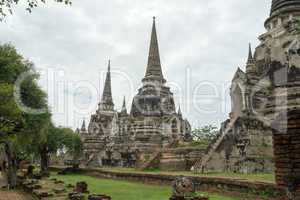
{"left": 100, "top": 167, "right": 275, "bottom": 183}
{"left": 52, "top": 174, "right": 242, "bottom": 200}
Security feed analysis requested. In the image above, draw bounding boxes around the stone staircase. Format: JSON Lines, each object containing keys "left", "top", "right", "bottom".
{"left": 139, "top": 149, "right": 162, "bottom": 171}
{"left": 159, "top": 147, "right": 205, "bottom": 171}
{"left": 85, "top": 153, "right": 96, "bottom": 166}
{"left": 192, "top": 117, "right": 238, "bottom": 173}
{"left": 138, "top": 139, "right": 179, "bottom": 170}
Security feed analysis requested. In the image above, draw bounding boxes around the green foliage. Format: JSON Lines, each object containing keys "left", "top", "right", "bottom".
{"left": 0, "top": 0, "right": 72, "bottom": 21}
{"left": 61, "top": 128, "right": 82, "bottom": 159}
{"left": 0, "top": 83, "right": 23, "bottom": 135}
{"left": 0, "top": 43, "right": 83, "bottom": 175}
{"left": 191, "top": 125, "right": 219, "bottom": 143}
{"left": 0, "top": 44, "right": 30, "bottom": 83}
{"left": 188, "top": 140, "right": 210, "bottom": 148}
{"left": 0, "top": 43, "right": 82, "bottom": 185}
{"left": 47, "top": 126, "right": 82, "bottom": 159}
{"left": 0, "top": 44, "right": 48, "bottom": 143}
{"left": 0, "top": 44, "right": 31, "bottom": 137}
{"left": 19, "top": 74, "right": 47, "bottom": 110}
{"left": 0, "top": 43, "right": 49, "bottom": 131}
{"left": 18, "top": 123, "right": 83, "bottom": 163}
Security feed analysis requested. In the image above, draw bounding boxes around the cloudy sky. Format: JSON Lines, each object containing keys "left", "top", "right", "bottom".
{"left": 0, "top": 0, "right": 272, "bottom": 129}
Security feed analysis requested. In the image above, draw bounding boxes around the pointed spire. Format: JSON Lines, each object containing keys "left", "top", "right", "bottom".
{"left": 144, "top": 17, "right": 165, "bottom": 82}
{"left": 178, "top": 105, "right": 182, "bottom": 117}
{"left": 247, "top": 43, "right": 254, "bottom": 64}
{"left": 81, "top": 119, "right": 86, "bottom": 131}
{"left": 99, "top": 60, "right": 114, "bottom": 111}
{"left": 121, "top": 96, "right": 127, "bottom": 114}
{"left": 108, "top": 59, "right": 111, "bottom": 72}
{"left": 245, "top": 43, "right": 257, "bottom": 75}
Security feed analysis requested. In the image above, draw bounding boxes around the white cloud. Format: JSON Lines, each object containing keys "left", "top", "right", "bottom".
{"left": 0, "top": 0, "right": 271, "bottom": 129}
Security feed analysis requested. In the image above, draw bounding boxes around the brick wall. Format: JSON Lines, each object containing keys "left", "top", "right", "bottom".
{"left": 272, "top": 110, "right": 300, "bottom": 197}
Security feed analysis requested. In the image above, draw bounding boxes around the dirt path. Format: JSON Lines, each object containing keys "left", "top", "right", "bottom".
{"left": 0, "top": 172, "right": 5, "bottom": 188}
{"left": 0, "top": 190, "right": 33, "bottom": 200}
{"left": 0, "top": 172, "right": 32, "bottom": 200}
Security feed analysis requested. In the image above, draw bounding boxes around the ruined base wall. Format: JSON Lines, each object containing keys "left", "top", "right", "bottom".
{"left": 205, "top": 123, "right": 274, "bottom": 173}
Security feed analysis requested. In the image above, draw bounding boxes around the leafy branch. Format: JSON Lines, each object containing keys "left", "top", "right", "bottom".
{"left": 0, "top": 0, "right": 72, "bottom": 21}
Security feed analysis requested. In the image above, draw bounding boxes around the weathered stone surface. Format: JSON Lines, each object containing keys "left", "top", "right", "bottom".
{"left": 79, "top": 18, "right": 192, "bottom": 169}
{"left": 33, "top": 190, "right": 53, "bottom": 198}
{"left": 58, "top": 167, "right": 81, "bottom": 175}
{"left": 54, "top": 180, "right": 64, "bottom": 184}
{"left": 169, "top": 196, "right": 209, "bottom": 200}
{"left": 74, "top": 181, "right": 88, "bottom": 193}
{"left": 53, "top": 187, "right": 66, "bottom": 194}
{"left": 194, "top": 0, "right": 300, "bottom": 175}
{"left": 32, "top": 184, "right": 42, "bottom": 190}
{"left": 261, "top": 1, "right": 300, "bottom": 198}
{"left": 172, "top": 177, "right": 195, "bottom": 197}
{"left": 68, "top": 192, "right": 84, "bottom": 200}
{"left": 66, "top": 183, "right": 75, "bottom": 188}
{"left": 170, "top": 177, "right": 209, "bottom": 200}
{"left": 272, "top": 110, "right": 300, "bottom": 198}
{"left": 88, "top": 194, "right": 112, "bottom": 200}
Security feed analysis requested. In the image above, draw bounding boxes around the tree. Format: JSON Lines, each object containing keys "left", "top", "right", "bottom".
{"left": 0, "top": 44, "right": 82, "bottom": 185}
{"left": 191, "top": 125, "right": 219, "bottom": 144}
{"left": 0, "top": 44, "right": 50, "bottom": 187}
{"left": 18, "top": 124, "right": 82, "bottom": 173}
{"left": 0, "top": 0, "right": 72, "bottom": 21}
{"left": 59, "top": 127, "right": 82, "bottom": 160}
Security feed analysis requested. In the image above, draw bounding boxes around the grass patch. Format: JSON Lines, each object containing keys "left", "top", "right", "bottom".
{"left": 51, "top": 174, "right": 242, "bottom": 200}
{"left": 100, "top": 168, "right": 275, "bottom": 183}
{"left": 177, "top": 141, "right": 209, "bottom": 149}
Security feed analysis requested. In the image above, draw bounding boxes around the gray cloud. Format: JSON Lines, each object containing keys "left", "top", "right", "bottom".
{"left": 0, "top": 0, "right": 271, "bottom": 129}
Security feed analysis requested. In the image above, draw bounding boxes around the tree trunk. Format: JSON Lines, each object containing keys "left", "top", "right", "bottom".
{"left": 4, "top": 141, "right": 18, "bottom": 189}
{"left": 40, "top": 146, "right": 49, "bottom": 174}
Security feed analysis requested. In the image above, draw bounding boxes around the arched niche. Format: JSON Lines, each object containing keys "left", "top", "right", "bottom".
{"left": 171, "top": 118, "right": 179, "bottom": 134}
{"left": 231, "top": 84, "right": 244, "bottom": 118}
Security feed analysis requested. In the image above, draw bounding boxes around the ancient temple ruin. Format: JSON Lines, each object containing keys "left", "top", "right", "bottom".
{"left": 79, "top": 0, "right": 300, "bottom": 176}
{"left": 80, "top": 18, "right": 192, "bottom": 167}
{"left": 193, "top": 0, "right": 300, "bottom": 174}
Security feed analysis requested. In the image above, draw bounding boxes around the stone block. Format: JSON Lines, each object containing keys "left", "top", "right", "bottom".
{"left": 68, "top": 192, "right": 85, "bottom": 200}
{"left": 66, "top": 183, "right": 75, "bottom": 188}
{"left": 53, "top": 187, "right": 66, "bottom": 194}
{"left": 169, "top": 196, "right": 209, "bottom": 200}
{"left": 74, "top": 181, "right": 89, "bottom": 193}
{"left": 33, "top": 190, "right": 53, "bottom": 198}
{"left": 88, "top": 194, "right": 112, "bottom": 200}
{"left": 54, "top": 180, "right": 65, "bottom": 184}
{"left": 32, "top": 184, "right": 42, "bottom": 190}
